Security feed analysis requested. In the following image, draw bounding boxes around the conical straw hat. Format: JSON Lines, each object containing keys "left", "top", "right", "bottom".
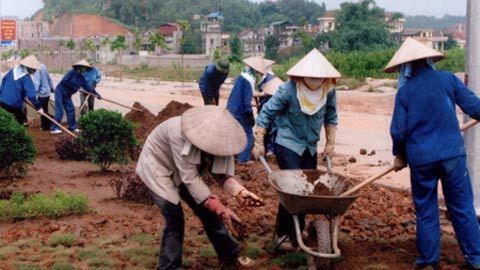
{"left": 72, "top": 59, "right": 92, "bottom": 69}
{"left": 181, "top": 106, "right": 247, "bottom": 156}
{"left": 243, "top": 56, "right": 267, "bottom": 74}
{"left": 263, "top": 77, "right": 284, "bottom": 96}
{"left": 286, "top": 48, "right": 341, "bottom": 78}
{"left": 384, "top": 37, "right": 444, "bottom": 73}
{"left": 19, "top": 55, "right": 41, "bottom": 70}
{"left": 264, "top": 58, "right": 275, "bottom": 67}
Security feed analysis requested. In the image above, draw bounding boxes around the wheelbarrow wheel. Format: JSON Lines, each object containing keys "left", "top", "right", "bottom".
{"left": 307, "top": 217, "right": 332, "bottom": 270}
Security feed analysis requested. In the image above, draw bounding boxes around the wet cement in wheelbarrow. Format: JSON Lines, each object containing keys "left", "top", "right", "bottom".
{"left": 303, "top": 170, "right": 351, "bottom": 196}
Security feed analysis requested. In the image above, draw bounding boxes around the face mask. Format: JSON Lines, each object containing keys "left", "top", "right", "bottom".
{"left": 303, "top": 77, "right": 325, "bottom": 90}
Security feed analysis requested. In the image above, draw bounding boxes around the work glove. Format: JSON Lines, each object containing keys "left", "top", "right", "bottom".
{"left": 246, "top": 111, "right": 255, "bottom": 127}
{"left": 223, "top": 177, "right": 264, "bottom": 207}
{"left": 204, "top": 195, "right": 241, "bottom": 237}
{"left": 393, "top": 155, "right": 407, "bottom": 172}
{"left": 252, "top": 127, "right": 266, "bottom": 160}
{"left": 36, "top": 108, "right": 44, "bottom": 115}
{"left": 321, "top": 124, "right": 337, "bottom": 160}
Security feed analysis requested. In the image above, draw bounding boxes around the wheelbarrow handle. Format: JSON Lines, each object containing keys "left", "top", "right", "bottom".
{"left": 339, "top": 165, "right": 395, "bottom": 197}
{"left": 259, "top": 156, "right": 272, "bottom": 174}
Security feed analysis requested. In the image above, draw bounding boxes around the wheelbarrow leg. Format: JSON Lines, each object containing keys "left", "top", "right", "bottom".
{"left": 293, "top": 215, "right": 341, "bottom": 259}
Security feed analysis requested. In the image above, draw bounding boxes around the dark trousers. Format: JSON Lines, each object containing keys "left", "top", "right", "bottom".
{"left": 151, "top": 185, "right": 239, "bottom": 270}
{"left": 80, "top": 91, "right": 95, "bottom": 115}
{"left": 275, "top": 144, "right": 317, "bottom": 240}
{"left": 410, "top": 156, "right": 480, "bottom": 267}
{"left": 202, "top": 93, "right": 219, "bottom": 106}
{"left": 38, "top": 96, "right": 52, "bottom": 130}
{"left": 0, "top": 102, "right": 24, "bottom": 124}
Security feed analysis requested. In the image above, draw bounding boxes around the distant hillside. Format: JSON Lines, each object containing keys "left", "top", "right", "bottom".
{"left": 405, "top": 15, "right": 465, "bottom": 29}
{"left": 39, "top": 0, "right": 326, "bottom": 33}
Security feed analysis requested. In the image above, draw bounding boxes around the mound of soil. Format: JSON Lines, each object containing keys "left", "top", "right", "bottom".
{"left": 125, "top": 101, "right": 193, "bottom": 142}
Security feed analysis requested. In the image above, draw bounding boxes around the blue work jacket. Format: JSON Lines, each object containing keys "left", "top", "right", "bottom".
{"left": 226, "top": 76, "right": 253, "bottom": 120}
{"left": 82, "top": 67, "right": 101, "bottom": 88}
{"left": 33, "top": 64, "right": 55, "bottom": 98}
{"left": 390, "top": 66, "right": 480, "bottom": 167}
{"left": 0, "top": 68, "right": 41, "bottom": 109}
{"left": 199, "top": 63, "right": 228, "bottom": 98}
{"left": 56, "top": 69, "right": 100, "bottom": 97}
{"left": 256, "top": 80, "right": 338, "bottom": 156}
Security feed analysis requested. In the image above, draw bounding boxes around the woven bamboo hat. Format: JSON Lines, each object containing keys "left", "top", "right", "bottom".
{"left": 286, "top": 48, "right": 341, "bottom": 78}
{"left": 181, "top": 106, "right": 247, "bottom": 156}
{"left": 243, "top": 56, "right": 267, "bottom": 75}
{"left": 263, "top": 77, "right": 284, "bottom": 96}
{"left": 19, "top": 55, "right": 41, "bottom": 70}
{"left": 264, "top": 58, "right": 275, "bottom": 67}
{"left": 72, "top": 59, "right": 93, "bottom": 69}
{"left": 384, "top": 37, "right": 444, "bottom": 73}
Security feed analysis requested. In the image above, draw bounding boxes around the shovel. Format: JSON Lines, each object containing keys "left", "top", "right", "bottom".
{"left": 339, "top": 118, "right": 480, "bottom": 197}
{"left": 78, "top": 89, "right": 144, "bottom": 113}
{"left": 24, "top": 99, "right": 78, "bottom": 138}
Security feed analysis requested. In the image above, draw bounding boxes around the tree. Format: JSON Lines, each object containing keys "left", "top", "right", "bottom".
{"left": 101, "top": 37, "right": 111, "bottom": 64}
{"left": 83, "top": 38, "right": 97, "bottom": 62}
{"left": 110, "top": 35, "right": 128, "bottom": 65}
{"left": 332, "top": 0, "right": 393, "bottom": 52}
{"left": 177, "top": 20, "right": 191, "bottom": 86}
{"left": 148, "top": 31, "right": 168, "bottom": 83}
{"left": 180, "top": 30, "right": 203, "bottom": 54}
{"left": 265, "top": 35, "right": 280, "bottom": 61}
{"left": 65, "top": 38, "right": 76, "bottom": 64}
{"left": 229, "top": 35, "right": 243, "bottom": 63}
{"left": 294, "top": 31, "right": 315, "bottom": 55}
{"left": 133, "top": 30, "right": 143, "bottom": 53}
{"left": 444, "top": 34, "right": 458, "bottom": 50}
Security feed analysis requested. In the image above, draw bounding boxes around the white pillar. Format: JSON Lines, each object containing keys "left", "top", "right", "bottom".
{"left": 465, "top": 0, "right": 480, "bottom": 216}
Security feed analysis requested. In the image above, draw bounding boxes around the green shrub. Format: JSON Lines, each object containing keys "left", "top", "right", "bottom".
{"left": 0, "top": 108, "right": 36, "bottom": 178}
{"left": 0, "top": 190, "right": 88, "bottom": 221}
{"left": 78, "top": 109, "right": 137, "bottom": 171}
{"left": 437, "top": 47, "right": 465, "bottom": 73}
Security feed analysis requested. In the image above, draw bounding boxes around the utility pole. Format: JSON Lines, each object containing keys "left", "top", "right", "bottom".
{"left": 464, "top": 0, "right": 480, "bottom": 216}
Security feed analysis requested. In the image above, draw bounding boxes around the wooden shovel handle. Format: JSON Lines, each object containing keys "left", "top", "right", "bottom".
{"left": 79, "top": 89, "right": 143, "bottom": 113}
{"left": 340, "top": 166, "right": 395, "bottom": 197}
{"left": 24, "top": 100, "right": 78, "bottom": 138}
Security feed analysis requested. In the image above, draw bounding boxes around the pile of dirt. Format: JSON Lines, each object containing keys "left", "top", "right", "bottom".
{"left": 125, "top": 101, "right": 193, "bottom": 142}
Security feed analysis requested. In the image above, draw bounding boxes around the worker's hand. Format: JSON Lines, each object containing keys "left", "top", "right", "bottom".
{"left": 237, "top": 189, "right": 264, "bottom": 207}
{"left": 321, "top": 124, "right": 337, "bottom": 160}
{"left": 96, "top": 94, "right": 102, "bottom": 100}
{"left": 36, "top": 108, "right": 44, "bottom": 115}
{"left": 252, "top": 127, "right": 266, "bottom": 160}
{"left": 253, "top": 91, "right": 265, "bottom": 98}
{"left": 204, "top": 195, "right": 241, "bottom": 237}
{"left": 393, "top": 155, "right": 407, "bottom": 172}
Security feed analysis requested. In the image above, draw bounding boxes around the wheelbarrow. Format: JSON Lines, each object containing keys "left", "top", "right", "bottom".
{"left": 259, "top": 156, "right": 360, "bottom": 268}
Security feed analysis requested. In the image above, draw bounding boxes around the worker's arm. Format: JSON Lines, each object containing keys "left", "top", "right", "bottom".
{"left": 80, "top": 73, "right": 101, "bottom": 98}
{"left": 24, "top": 76, "right": 42, "bottom": 110}
{"left": 451, "top": 73, "right": 480, "bottom": 120}
{"left": 390, "top": 90, "right": 408, "bottom": 157}
{"left": 241, "top": 79, "right": 255, "bottom": 126}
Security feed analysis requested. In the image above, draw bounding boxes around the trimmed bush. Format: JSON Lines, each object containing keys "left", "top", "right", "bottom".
{"left": 0, "top": 108, "right": 36, "bottom": 178}
{"left": 54, "top": 135, "right": 87, "bottom": 161}
{"left": 110, "top": 171, "right": 153, "bottom": 205}
{"left": 78, "top": 109, "right": 137, "bottom": 171}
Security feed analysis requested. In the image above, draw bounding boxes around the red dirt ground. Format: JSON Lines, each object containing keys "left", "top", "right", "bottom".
{"left": 0, "top": 102, "right": 467, "bottom": 269}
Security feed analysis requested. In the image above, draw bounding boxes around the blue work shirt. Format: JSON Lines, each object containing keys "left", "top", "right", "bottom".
{"left": 258, "top": 73, "right": 274, "bottom": 92}
{"left": 256, "top": 80, "right": 338, "bottom": 156}
{"left": 82, "top": 67, "right": 101, "bottom": 88}
{"left": 0, "top": 68, "right": 41, "bottom": 110}
{"left": 33, "top": 64, "right": 55, "bottom": 98}
{"left": 56, "top": 69, "right": 100, "bottom": 97}
{"left": 199, "top": 63, "right": 228, "bottom": 99}
{"left": 226, "top": 76, "right": 253, "bottom": 120}
{"left": 390, "top": 66, "right": 480, "bottom": 167}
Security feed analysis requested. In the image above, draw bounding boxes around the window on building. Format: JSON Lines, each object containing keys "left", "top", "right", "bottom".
{"left": 210, "top": 39, "right": 214, "bottom": 45}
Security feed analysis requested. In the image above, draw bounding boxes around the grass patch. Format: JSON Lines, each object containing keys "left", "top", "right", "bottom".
{"left": 270, "top": 252, "right": 307, "bottom": 268}
{"left": 195, "top": 234, "right": 209, "bottom": 244}
{"left": 363, "top": 264, "right": 390, "bottom": 270}
{"left": 52, "top": 262, "right": 77, "bottom": 270}
{"left": 0, "top": 245, "right": 19, "bottom": 259}
{"left": 13, "top": 262, "right": 41, "bottom": 270}
{"left": 119, "top": 64, "right": 204, "bottom": 82}
{"left": 78, "top": 248, "right": 106, "bottom": 261}
{"left": 92, "top": 235, "right": 123, "bottom": 247}
{"left": 128, "top": 233, "right": 155, "bottom": 245}
{"left": 246, "top": 244, "right": 261, "bottom": 259}
{"left": 86, "top": 257, "right": 113, "bottom": 268}
{"left": 123, "top": 247, "right": 158, "bottom": 268}
{"left": 48, "top": 233, "right": 76, "bottom": 247}
{"left": 0, "top": 190, "right": 89, "bottom": 221}
{"left": 199, "top": 247, "right": 216, "bottom": 259}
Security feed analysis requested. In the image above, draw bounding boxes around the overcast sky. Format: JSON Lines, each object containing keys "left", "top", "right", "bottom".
{"left": 0, "top": 0, "right": 468, "bottom": 19}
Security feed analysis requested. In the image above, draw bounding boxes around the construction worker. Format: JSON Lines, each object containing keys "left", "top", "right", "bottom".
{"left": 387, "top": 37, "right": 480, "bottom": 270}
{"left": 198, "top": 58, "right": 230, "bottom": 105}
{"left": 136, "top": 106, "right": 262, "bottom": 269}
{"left": 226, "top": 56, "right": 268, "bottom": 166}
{"left": 79, "top": 65, "right": 101, "bottom": 115}
{"left": 50, "top": 60, "right": 101, "bottom": 134}
{"left": 253, "top": 49, "right": 340, "bottom": 248}
{"left": 0, "top": 55, "right": 43, "bottom": 123}
{"left": 33, "top": 63, "right": 55, "bottom": 130}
